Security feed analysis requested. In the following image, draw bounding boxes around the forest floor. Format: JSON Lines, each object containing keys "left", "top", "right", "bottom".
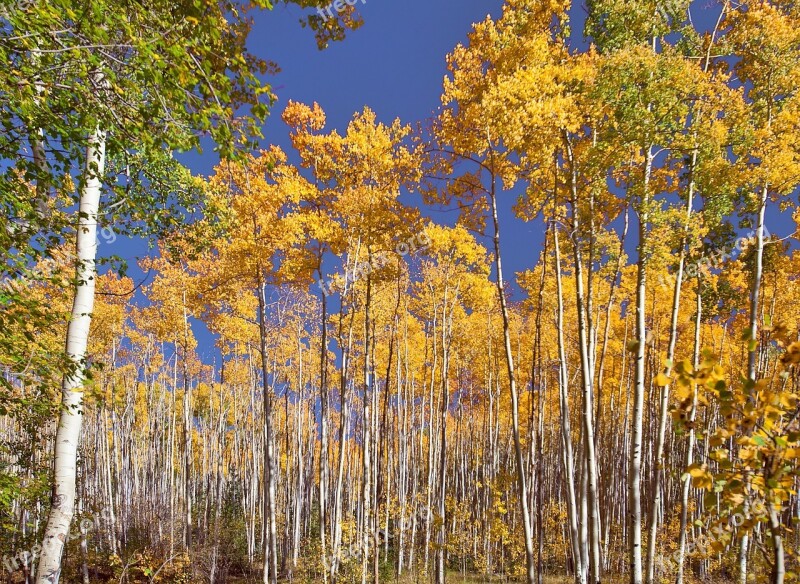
{"left": 223, "top": 574, "right": 628, "bottom": 584}
{"left": 287, "top": 574, "right": 630, "bottom": 584}
{"left": 434, "top": 573, "right": 623, "bottom": 583}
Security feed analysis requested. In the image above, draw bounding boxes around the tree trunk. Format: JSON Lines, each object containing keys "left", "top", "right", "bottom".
{"left": 330, "top": 277, "right": 355, "bottom": 581}
{"left": 769, "top": 501, "right": 785, "bottom": 584}
{"left": 360, "top": 269, "right": 373, "bottom": 584}
{"left": 554, "top": 219, "right": 585, "bottom": 584}
{"left": 675, "top": 278, "right": 702, "bottom": 584}
{"left": 36, "top": 124, "right": 106, "bottom": 584}
{"left": 740, "top": 183, "right": 768, "bottom": 584}
{"left": 318, "top": 268, "right": 330, "bottom": 583}
{"left": 629, "top": 146, "right": 653, "bottom": 584}
{"left": 257, "top": 279, "right": 278, "bottom": 584}
{"left": 646, "top": 148, "right": 696, "bottom": 584}
{"left": 487, "top": 143, "right": 536, "bottom": 584}
{"left": 564, "top": 134, "right": 602, "bottom": 584}
{"left": 436, "top": 288, "right": 452, "bottom": 584}
{"left": 182, "top": 292, "right": 193, "bottom": 554}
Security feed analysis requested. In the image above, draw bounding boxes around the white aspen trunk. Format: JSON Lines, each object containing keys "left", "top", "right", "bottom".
{"left": 331, "top": 251, "right": 358, "bottom": 582}
{"left": 408, "top": 376, "right": 420, "bottom": 573}
{"left": 169, "top": 369, "right": 177, "bottom": 558}
{"left": 436, "top": 290, "right": 451, "bottom": 584}
{"left": 581, "top": 460, "right": 589, "bottom": 582}
{"left": 646, "top": 149, "right": 695, "bottom": 584}
{"left": 330, "top": 320, "right": 352, "bottom": 580}
{"left": 564, "top": 135, "right": 602, "bottom": 584}
{"left": 629, "top": 146, "right": 653, "bottom": 584}
{"left": 36, "top": 124, "right": 105, "bottom": 584}
{"left": 370, "top": 315, "right": 381, "bottom": 584}
{"left": 676, "top": 280, "right": 702, "bottom": 584}
{"left": 101, "top": 405, "right": 118, "bottom": 555}
{"left": 487, "top": 147, "right": 536, "bottom": 584}
{"left": 532, "top": 233, "right": 549, "bottom": 584}
{"left": 257, "top": 280, "right": 278, "bottom": 584}
{"left": 182, "top": 293, "right": 193, "bottom": 554}
{"left": 746, "top": 184, "right": 768, "bottom": 382}
{"left": 291, "top": 335, "right": 305, "bottom": 570}
{"left": 769, "top": 502, "right": 786, "bottom": 584}
{"left": 78, "top": 478, "right": 89, "bottom": 584}
{"left": 317, "top": 273, "right": 330, "bottom": 583}
{"left": 424, "top": 311, "right": 439, "bottom": 575}
{"left": 738, "top": 183, "right": 768, "bottom": 584}
{"left": 360, "top": 270, "right": 373, "bottom": 584}
{"left": 210, "top": 379, "right": 226, "bottom": 584}
{"left": 554, "top": 199, "right": 584, "bottom": 584}
{"left": 397, "top": 315, "right": 409, "bottom": 576}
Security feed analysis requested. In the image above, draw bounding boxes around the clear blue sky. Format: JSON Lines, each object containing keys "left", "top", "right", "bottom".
{"left": 254, "top": 1, "right": 506, "bottom": 141}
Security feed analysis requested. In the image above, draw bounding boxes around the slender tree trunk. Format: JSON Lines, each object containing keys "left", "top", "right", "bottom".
{"left": 331, "top": 280, "right": 355, "bottom": 581}
{"left": 182, "top": 292, "right": 193, "bottom": 554}
{"left": 257, "top": 278, "right": 278, "bottom": 584}
{"left": 740, "top": 183, "right": 768, "bottom": 584}
{"left": 769, "top": 501, "right": 785, "bottom": 584}
{"left": 646, "top": 148, "right": 696, "bottom": 584}
{"left": 397, "top": 313, "right": 409, "bottom": 576}
{"left": 361, "top": 269, "right": 373, "bottom": 584}
{"left": 317, "top": 266, "right": 331, "bottom": 584}
{"left": 436, "top": 288, "right": 452, "bottom": 584}
{"left": 564, "top": 134, "right": 602, "bottom": 584}
{"left": 676, "top": 279, "right": 702, "bottom": 584}
{"left": 78, "top": 474, "right": 89, "bottom": 584}
{"left": 36, "top": 124, "right": 106, "bottom": 584}
{"left": 534, "top": 228, "right": 549, "bottom": 584}
{"left": 629, "top": 146, "right": 653, "bottom": 584}
{"left": 747, "top": 187, "right": 769, "bottom": 381}
{"left": 554, "top": 219, "right": 584, "bottom": 584}
{"left": 487, "top": 154, "right": 536, "bottom": 584}
{"left": 424, "top": 310, "right": 439, "bottom": 575}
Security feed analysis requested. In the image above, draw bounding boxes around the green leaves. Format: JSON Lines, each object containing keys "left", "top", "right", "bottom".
{"left": 586, "top": 0, "right": 690, "bottom": 52}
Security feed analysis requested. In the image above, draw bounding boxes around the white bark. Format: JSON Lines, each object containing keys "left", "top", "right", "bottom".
{"left": 487, "top": 154, "right": 536, "bottom": 584}
{"left": 739, "top": 184, "right": 768, "bottom": 584}
{"left": 436, "top": 288, "right": 452, "bottom": 584}
{"left": 564, "top": 135, "right": 602, "bottom": 584}
{"left": 676, "top": 281, "right": 702, "bottom": 584}
{"left": 554, "top": 222, "right": 585, "bottom": 584}
{"left": 769, "top": 502, "right": 785, "bottom": 584}
{"left": 629, "top": 146, "right": 653, "bottom": 584}
{"left": 317, "top": 279, "right": 330, "bottom": 584}
{"left": 257, "top": 280, "right": 278, "bottom": 584}
{"left": 36, "top": 125, "right": 106, "bottom": 584}
{"left": 646, "top": 149, "right": 695, "bottom": 584}
{"left": 360, "top": 271, "right": 373, "bottom": 584}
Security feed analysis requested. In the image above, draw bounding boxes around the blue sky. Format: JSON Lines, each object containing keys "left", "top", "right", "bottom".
{"left": 253, "top": 0, "right": 505, "bottom": 140}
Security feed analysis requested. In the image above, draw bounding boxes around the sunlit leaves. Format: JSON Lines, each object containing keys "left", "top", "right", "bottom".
{"left": 673, "top": 335, "right": 800, "bottom": 546}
